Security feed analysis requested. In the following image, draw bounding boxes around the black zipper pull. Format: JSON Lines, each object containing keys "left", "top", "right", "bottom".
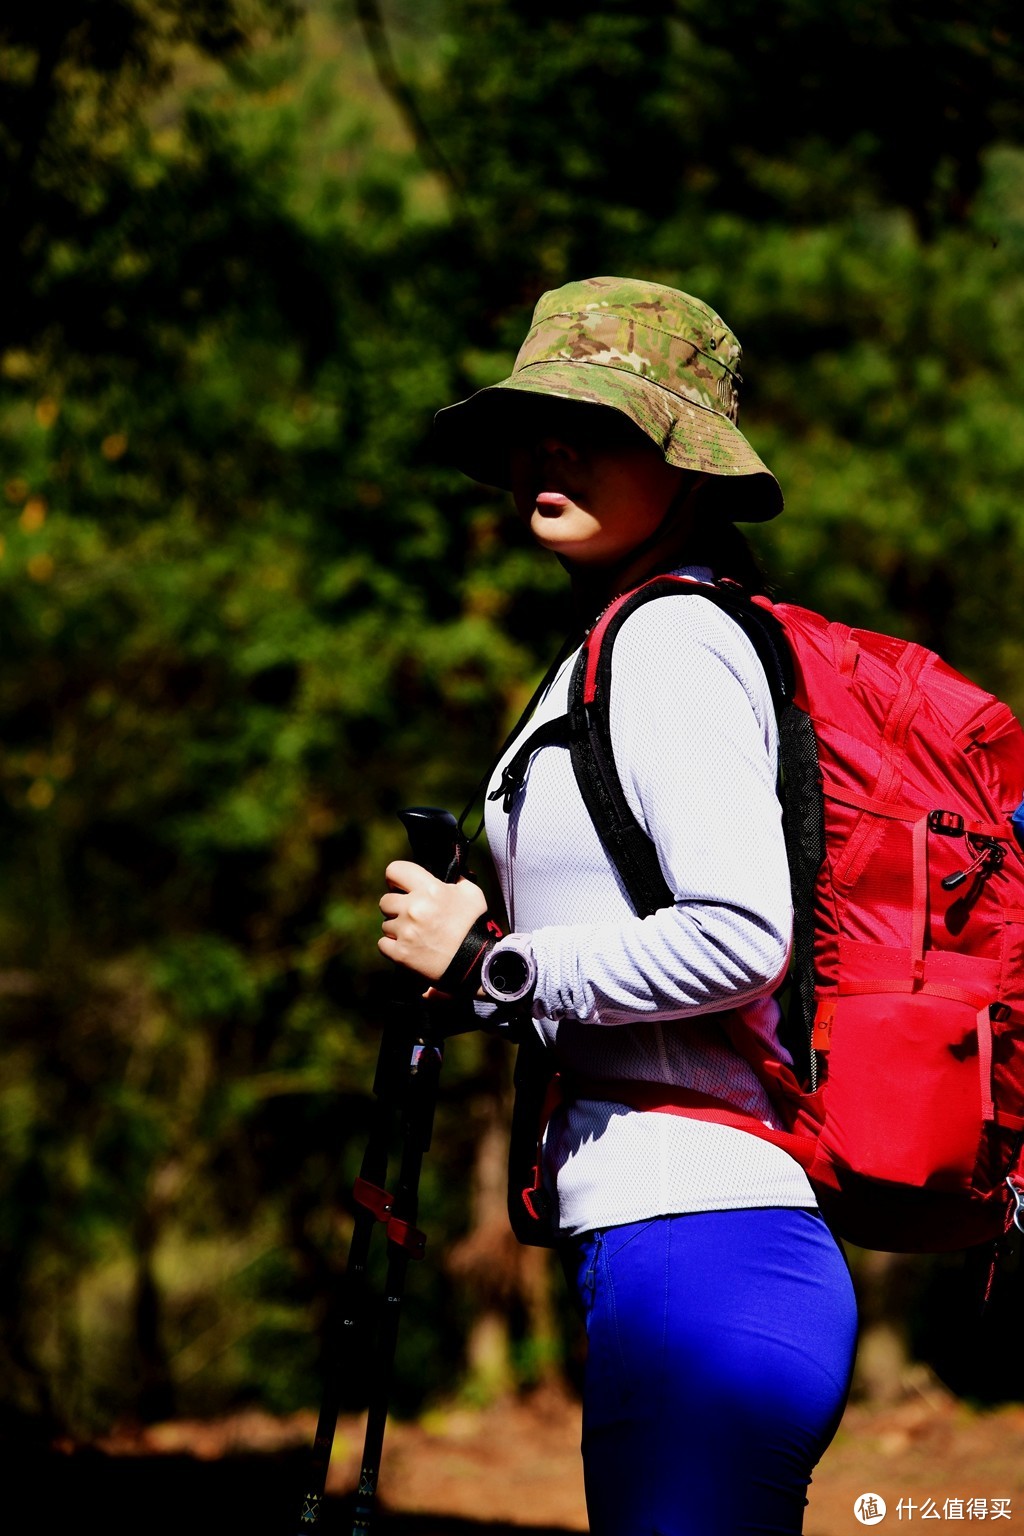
{"left": 941, "top": 838, "right": 1005, "bottom": 891}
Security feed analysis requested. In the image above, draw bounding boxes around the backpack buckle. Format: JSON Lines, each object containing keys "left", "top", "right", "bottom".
{"left": 489, "top": 762, "right": 525, "bottom": 814}
{"left": 929, "top": 809, "right": 965, "bottom": 836}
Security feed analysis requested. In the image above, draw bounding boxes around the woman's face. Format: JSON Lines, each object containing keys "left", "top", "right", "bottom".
{"left": 507, "top": 402, "right": 689, "bottom": 568}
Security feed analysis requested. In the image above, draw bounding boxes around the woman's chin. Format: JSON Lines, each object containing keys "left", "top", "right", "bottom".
{"left": 534, "top": 533, "right": 602, "bottom": 564}
{"left": 530, "top": 514, "right": 602, "bottom": 558}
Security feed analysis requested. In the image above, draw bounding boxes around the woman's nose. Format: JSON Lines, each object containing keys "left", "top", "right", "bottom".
{"left": 537, "top": 434, "right": 579, "bottom": 462}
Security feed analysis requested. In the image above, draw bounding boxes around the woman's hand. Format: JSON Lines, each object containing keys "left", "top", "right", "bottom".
{"left": 378, "top": 860, "right": 489, "bottom": 983}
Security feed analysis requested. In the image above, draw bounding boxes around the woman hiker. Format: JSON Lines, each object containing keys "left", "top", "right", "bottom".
{"left": 377, "top": 276, "right": 858, "bottom": 1535}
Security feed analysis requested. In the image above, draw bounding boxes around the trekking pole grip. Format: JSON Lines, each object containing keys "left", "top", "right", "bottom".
{"left": 397, "top": 806, "right": 463, "bottom": 884}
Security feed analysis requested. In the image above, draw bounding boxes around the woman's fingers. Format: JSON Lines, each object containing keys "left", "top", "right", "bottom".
{"left": 385, "top": 859, "right": 434, "bottom": 891}
{"left": 374, "top": 868, "right": 489, "bottom": 982}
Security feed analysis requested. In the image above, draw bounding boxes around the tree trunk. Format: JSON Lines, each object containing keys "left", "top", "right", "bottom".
{"left": 132, "top": 1200, "right": 175, "bottom": 1424}
{"left": 450, "top": 1038, "right": 561, "bottom": 1399}
{"left": 851, "top": 1250, "right": 923, "bottom": 1405}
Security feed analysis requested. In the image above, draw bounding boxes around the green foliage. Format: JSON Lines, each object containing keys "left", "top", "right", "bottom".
{"left": 0, "top": 0, "right": 1023, "bottom": 1431}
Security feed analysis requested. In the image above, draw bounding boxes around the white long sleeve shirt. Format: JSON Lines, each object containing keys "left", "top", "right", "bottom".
{"left": 484, "top": 566, "right": 816, "bottom": 1235}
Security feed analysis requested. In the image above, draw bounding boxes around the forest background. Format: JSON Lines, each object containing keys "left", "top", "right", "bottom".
{"left": 2, "top": 0, "right": 1024, "bottom": 1445}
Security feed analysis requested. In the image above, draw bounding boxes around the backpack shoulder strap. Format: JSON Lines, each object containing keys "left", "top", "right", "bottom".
{"left": 566, "top": 575, "right": 794, "bottom": 919}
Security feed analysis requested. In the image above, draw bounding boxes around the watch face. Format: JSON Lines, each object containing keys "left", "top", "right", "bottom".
{"left": 489, "top": 950, "right": 529, "bottom": 995}
{"left": 483, "top": 941, "right": 535, "bottom": 1003}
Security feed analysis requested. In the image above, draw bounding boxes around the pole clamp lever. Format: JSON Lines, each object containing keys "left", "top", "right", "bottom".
{"left": 353, "top": 1176, "right": 427, "bottom": 1257}
{"left": 385, "top": 1217, "right": 427, "bottom": 1259}
{"left": 353, "top": 1175, "right": 394, "bottom": 1222}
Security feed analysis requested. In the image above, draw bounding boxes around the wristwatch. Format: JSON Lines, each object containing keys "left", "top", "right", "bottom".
{"left": 480, "top": 933, "right": 537, "bottom": 1005}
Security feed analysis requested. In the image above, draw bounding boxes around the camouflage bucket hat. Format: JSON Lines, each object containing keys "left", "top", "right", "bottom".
{"left": 432, "top": 276, "right": 782, "bottom": 522}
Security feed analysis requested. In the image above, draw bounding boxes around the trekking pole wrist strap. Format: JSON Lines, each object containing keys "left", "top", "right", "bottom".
{"left": 438, "top": 914, "right": 504, "bottom": 996}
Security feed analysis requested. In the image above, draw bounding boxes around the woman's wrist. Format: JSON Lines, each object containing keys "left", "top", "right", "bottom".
{"left": 437, "top": 913, "right": 505, "bottom": 996}
{"left": 434, "top": 921, "right": 539, "bottom": 1009}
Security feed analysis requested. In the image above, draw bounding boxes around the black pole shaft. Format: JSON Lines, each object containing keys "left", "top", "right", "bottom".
{"left": 292, "top": 808, "right": 464, "bottom": 1533}
{"left": 350, "top": 1026, "right": 443, "bottom": 1535}
{"left": 293, "top": 1121, "right": 391, "bottom": 1532}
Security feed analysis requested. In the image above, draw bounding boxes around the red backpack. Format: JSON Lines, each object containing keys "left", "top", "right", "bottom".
{"left": 502, "top": 576, "right": 1024, "bottom": 1254}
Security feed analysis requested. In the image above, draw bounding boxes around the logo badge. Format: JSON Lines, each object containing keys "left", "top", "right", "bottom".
{"left": 854, "top": 1492, "right": 887, "bottom": 1525}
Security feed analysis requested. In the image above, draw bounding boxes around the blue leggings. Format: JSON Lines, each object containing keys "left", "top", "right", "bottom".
{"left": 565, "top": 1208, "right": 858, "bottom": 1536}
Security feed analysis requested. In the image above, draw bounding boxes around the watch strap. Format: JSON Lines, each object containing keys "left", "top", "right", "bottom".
{"left": 438, "top": 914, "right": 504, "bottom": 996}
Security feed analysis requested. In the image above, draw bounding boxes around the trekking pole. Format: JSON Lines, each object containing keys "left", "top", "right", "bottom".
{"left": 293, "top": 807, "right": 469, "bottom": 1536}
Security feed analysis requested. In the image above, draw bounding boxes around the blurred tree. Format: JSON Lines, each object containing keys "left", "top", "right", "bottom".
{"left": 0, "top": 0, "right": 539, "bottom": 1432}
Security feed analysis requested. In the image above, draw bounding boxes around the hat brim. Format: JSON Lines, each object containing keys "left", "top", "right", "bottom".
{"left": 432, "top": 360, "right": 783, "bottom": 522}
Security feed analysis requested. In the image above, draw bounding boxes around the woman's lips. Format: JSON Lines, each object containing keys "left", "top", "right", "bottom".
{"left": 535, "top": 491, "right": 570, "bottom": 515}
